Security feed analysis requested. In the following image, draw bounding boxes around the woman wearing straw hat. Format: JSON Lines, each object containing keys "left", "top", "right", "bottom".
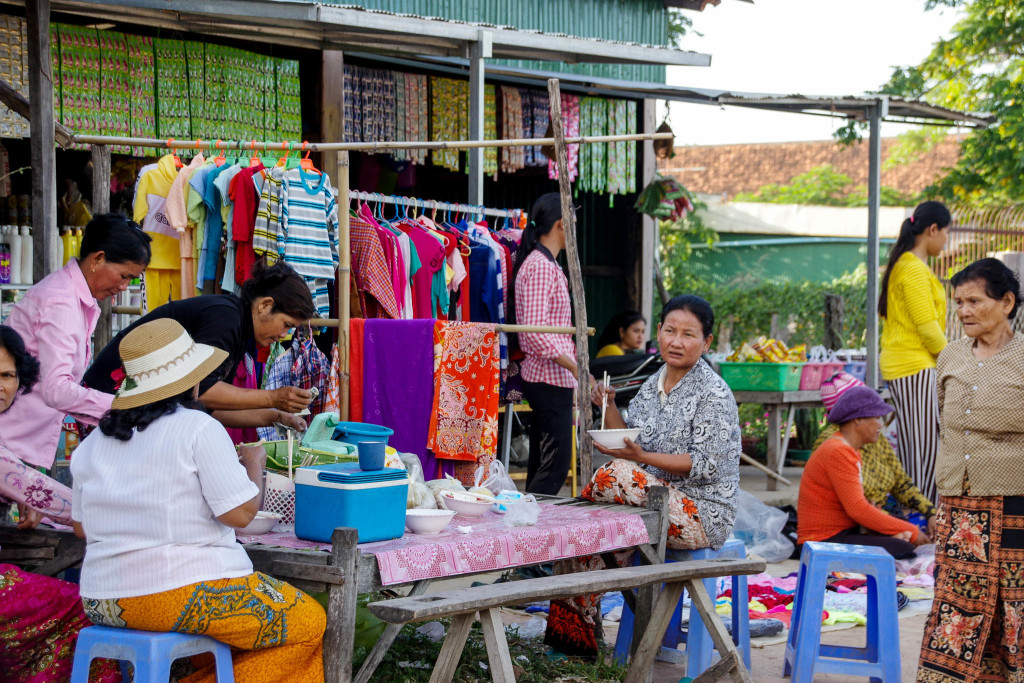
{"left": 71, "top": 319, "right": 326, "bottom": 683}
{"left": 797, "top": 385, "right": 928, "bottom": 559}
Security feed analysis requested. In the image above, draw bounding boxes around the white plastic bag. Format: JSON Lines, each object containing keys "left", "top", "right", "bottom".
{"left": 425, "top": 477, "right": 466, "bottom": 508}
{"left": 399, "top": 453, "right": 425, "bottom": 484}
{"left": 407, "top": 482, "right": 437, "bottom": 510}
{"left": 474, "top": 460, "right": 517, "bottom": 497}
{"left": 503, "top": 494, "right": 540, "bottom": 527}
{"left": 731, "top": 489, "right": 794, "bottom": 563}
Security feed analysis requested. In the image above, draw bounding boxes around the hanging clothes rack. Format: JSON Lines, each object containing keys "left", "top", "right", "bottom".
{"left": 348, "top": 190, "right": 521, "bottom": 220}
{"left": 82, "top": 81, "right": 664, "bottom": 478}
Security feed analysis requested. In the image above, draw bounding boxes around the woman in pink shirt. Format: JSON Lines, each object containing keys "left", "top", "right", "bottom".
{"left": 0, "top": 213, "right": 151, "bottom": 472}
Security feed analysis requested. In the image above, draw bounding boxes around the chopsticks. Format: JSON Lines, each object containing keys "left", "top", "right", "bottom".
{"left": 600, "top": 371, "right": 609, "bottom": 430}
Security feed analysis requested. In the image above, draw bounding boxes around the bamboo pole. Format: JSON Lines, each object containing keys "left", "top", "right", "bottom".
{"left": 70, "top": 132, "right": 674, "bottom": 152}
{"left": 739, "top": 453, "right": 793, "bottom": 487}
{"left": 548, "top": 77, "right": 593, "bottom": 486}
{"left": 337, "top": 151, "right": 351, "bottom": 420}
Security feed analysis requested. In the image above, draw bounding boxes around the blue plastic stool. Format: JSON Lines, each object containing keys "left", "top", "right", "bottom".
{"left": 71, "top": 626, "right": 235, "bottom": 683}
{"left": 613, "top": 538, "right": 751, "bottom": 678}
{"left": 783, "top": 542, "right": 901, "bottom": 683}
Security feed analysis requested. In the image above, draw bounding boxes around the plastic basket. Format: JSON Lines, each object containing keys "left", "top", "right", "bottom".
{"left": 718, "top": 362, "right": 803, "bottom": 392}
{"left": 843, "top": 362, "right": 867, "bottom": 382}
{"left": 264, "top": 472, "right": 296, "bottom": 524}
{"left": 799, "top": 362, "right": 845, "bottom": 391}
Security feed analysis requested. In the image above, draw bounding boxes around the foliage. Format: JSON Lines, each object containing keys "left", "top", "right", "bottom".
{"left": 881, "top": 127, "right": 949, "bottom": 171}
{"left": 666, "top": 265, "right": 871, "bottom": 349}
{"left": 367, "top": 619, "right": 626, "bottom": 682}
{"left": 879, "top": 0, "right": 1024, "bottom": 204}
{"left": 667, "top": 9, "right": 698, "bottom": 45}
{"left": 733, "top": 165, "right": 918, "bottom": 207}
{"left": 792, "top": 408, "right": 827, "bottom": 451}
{"left": 658, "top": 197, "right": 719, "bottom": 293}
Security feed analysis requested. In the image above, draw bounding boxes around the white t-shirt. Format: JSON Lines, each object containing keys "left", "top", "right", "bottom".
{"left": 72, "top": 407, "right": 257, "bottom": 599}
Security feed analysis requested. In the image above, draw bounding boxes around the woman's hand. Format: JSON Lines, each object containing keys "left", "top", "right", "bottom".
{"left": 271, "top": 386, "right": 312, "bottom": 413}
{"left": 593, "top": 437, "right": 644, "bottom": 463}
{"left": 16, "top": 503, "right": 43, "bottom": 530}
{"left": 275, "top": 411, "right": 308, "bottom": 432}
{"left": 914, "top": 530, "right": 932, "bottom": 546}
{"left": 927, "top": 515, "right": 937, "bottom": 538}
{"left": 892, "top": 530, "right": 912, "bottom": 542}
{"left": 238, "top": 443, "right": 268, "bottom": 471}
{"left": 590, "top": 379, "right": 616, "bottom": 407}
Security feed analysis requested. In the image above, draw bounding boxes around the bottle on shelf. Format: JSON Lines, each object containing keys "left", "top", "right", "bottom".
{"left": 72, "top": 228, "right": 83, "bottom": 259}
{"left": 20, "top": 226, "right": 31, "bottom": 284}
{"left": 7, "top": 225, "right": 20, "bottom": 285}
{"left": 61, "top": 227, "right": 73, "bottom": 266}
{"left": 0, "top": 234, "right": 10, "bottom": 285}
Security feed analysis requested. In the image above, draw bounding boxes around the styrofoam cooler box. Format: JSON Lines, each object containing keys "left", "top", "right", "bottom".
{"left": 294, "top": 463, "right": 408, "bottom": 543}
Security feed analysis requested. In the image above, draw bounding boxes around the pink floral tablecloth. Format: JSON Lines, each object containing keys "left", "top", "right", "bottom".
{"left": 237, "top": 503, "right": 650, "bottom": 586}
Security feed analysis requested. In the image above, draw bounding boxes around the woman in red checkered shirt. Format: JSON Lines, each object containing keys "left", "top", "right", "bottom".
{"left": 512, "top": 193, "right": 578, "bottom": 495}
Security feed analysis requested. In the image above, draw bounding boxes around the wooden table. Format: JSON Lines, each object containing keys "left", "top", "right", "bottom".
{"left": 733, "top": 388, "right": 890, "bottom": 491}
{"left": 2, "top": 494, "right": 670, "bottom": 683}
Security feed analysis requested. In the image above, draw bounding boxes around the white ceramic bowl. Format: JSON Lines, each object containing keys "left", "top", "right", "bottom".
{"left": 588, "top": 428, "right": 642, "bottom": 450}
{"left": 406, "top": 509, "right": 457, "bottom": 534}
{"left": 439, "top": 490, "right": 494, "bottom": 517}
{"left": 239, "top": 511, "right": 282, "bottom": 535}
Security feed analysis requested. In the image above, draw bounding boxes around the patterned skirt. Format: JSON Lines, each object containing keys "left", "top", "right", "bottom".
{"left": 0, "top": 564, "right": 120, "bottom": 683}
{"left": 918, "top": 495, "right": 1024, "bottom": 682}
{"left": 83, "top": 572, "right": 326, "bottom": 683}
{"left": 544, "top": 459, "right": 709, "bottom": 657}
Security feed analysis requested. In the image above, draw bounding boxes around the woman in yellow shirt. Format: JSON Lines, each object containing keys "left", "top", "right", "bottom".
{"left": 596, "top": 310, "right": 647, "bottom": 358}
{"left": 878, "top": 200, "right": 951, "bottom": 503}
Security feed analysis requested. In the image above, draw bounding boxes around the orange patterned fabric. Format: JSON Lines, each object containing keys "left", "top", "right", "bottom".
{"left": 81, "top": 572, "right": 325, "bottom": 683}
{"left": 427, "top": 321, "right": 500, "bottom": 465}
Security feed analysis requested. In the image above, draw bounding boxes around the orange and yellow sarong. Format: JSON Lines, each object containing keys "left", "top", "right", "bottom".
{"left": 82, "top": 572, "right": 325, "bottom": 683}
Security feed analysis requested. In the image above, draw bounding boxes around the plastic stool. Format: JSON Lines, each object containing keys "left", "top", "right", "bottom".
{"left": 71, "top": 626, "right": 235, "bottom": 683}
{"left": 783, "top": 542, "right": 900, "bottom": 683}
{"left": 613, "top": 538, "right": 751, "bottom": 678}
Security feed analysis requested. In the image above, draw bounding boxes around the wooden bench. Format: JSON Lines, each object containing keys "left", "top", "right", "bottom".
{"left": 368, "top": 556, "right": 765, "bottom": 683}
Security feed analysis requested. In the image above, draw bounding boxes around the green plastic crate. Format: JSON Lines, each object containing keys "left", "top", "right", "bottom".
{"left": 718, "top": 362, "right": 804, "bottom": 392}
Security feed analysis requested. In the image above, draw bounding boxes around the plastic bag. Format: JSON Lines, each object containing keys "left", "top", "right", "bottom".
{"left": 425, "top": 477, "right": 466, "bottom": 508}
{"left": 400, "top": 453, "right": 425, "bottom": 484}
{"left": 474, "top": 460, "right": 517, "bottom": 497}
{"left": 731, "top": 489, "right": 794, "bottom": 563}
{"left": 407, "top": 482, "right": 437, "bottom": 510}
{"left": 503, "top": 493, "right": 540, "bottom": 527}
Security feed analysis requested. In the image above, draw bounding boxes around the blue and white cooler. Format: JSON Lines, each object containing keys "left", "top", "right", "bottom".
{"left": 294, "top": 463, "right": 409, "bottom": 543}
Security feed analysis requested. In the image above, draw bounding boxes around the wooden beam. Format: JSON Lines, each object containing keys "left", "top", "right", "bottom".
{"left": 323, "top": 527, "right": 359, "bottom": 683}
{"left": 547, "top": 77, "right": 593, "bottom": 486}
{"left": 26, "top": 0, "right": 60, "bottom": 280}
{"left": 91, "top": 144, "right": 113, "bottom": 350}
{"left": 0, "top": 77, "right": 74, "bottom": 147}
{"left": 640, "top": 99, "right": 658, "bottom": 325}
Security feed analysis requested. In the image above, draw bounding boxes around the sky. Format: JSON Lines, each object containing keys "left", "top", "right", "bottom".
{"left": 664, "top": 0, "right": 964, "bottom": 145}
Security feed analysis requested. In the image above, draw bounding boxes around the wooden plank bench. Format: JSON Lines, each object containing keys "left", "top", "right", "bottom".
{"left": 368, "top": 556, "right": 765, "bottom": 683}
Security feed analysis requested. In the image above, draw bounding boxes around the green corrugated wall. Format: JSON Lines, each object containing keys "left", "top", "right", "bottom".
{"left": 320, "top": 0, "right": 669, "bottom": 82}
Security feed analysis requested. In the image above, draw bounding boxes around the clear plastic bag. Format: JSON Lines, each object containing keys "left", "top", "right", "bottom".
{"left": 731, "top": 489, "right": 794, "bottom": 563}
{"left": 425, "top": 477, "right": 466, "bottom": 508}
{"left": 400, "top": 453, "right": 425, "bottom": 484}
{"left": 474, "top": 460, "right": 517, "bottom": 497}
{"left": 503, "top": 493, "right": 540, "bottom": 527}
{"left": 407, "top": 482, "right": 437, "bottom": 510}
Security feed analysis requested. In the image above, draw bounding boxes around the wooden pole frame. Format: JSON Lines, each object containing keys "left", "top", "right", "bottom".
{"left": 547, "top": 78, "right": 593, "bottom": 486}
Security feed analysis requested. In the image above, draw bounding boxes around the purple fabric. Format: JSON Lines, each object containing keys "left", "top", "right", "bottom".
{"left": 362, "top": 319, "right": 451, "bottom": 477}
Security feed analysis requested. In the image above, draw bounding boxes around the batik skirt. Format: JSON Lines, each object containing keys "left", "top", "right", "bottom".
{"left": 544, "top": 458, "right": 709, "bottom": 657}
{"left": 918, "top": 495, "right": 1024, "bottom": 682}
{"left": 82, "top": 572, "right": 326, "bottom": 683}
{"left": 0, "top": 564, "right": 120, "bottom": 683}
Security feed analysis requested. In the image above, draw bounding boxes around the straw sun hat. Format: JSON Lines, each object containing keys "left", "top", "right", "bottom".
{"left": 112, "top": 319, "right": 227, "bottom": 409}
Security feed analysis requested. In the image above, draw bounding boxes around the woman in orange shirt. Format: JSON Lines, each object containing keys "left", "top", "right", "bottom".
{"left": 797, "top": 386, "right": 927, "bottom": 559}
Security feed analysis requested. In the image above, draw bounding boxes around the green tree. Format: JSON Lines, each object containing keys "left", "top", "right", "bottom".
{"left": 880, "top": 0, "right": 1024, "bottom": 204}
{"left": 734, "top": 165, "right": 917, "bottom": 206}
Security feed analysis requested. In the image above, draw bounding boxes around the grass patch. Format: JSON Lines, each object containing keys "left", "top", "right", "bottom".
{"left": 364, "top": 619, "right": 627, "bottom": 682}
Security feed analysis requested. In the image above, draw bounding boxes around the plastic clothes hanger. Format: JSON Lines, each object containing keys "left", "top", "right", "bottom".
{"left": 167, "top": 139, "right": 183, "bottom": 169}
{"left": 249, "top": 141, "right": 263, "bottom": 168}
{"left": 299, "top": 142, "right": 320, "bottom": 174}
{"left": 213, "top": 140, "right": 226, "bottom": 167}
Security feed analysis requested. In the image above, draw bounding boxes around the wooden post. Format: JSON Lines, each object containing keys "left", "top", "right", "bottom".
{"left": 91, "top": 144, "right": 113, "bottom": 350}
{"left": 323, "top": 527, "right": 359, "bottom": 683}
{"left": 26, "top": 0, "right": 59, "bottom": 280}
{"left": 547, "top": 78, "right": 593, "bottom": 485}
{"left": 640, "top": 99, "right": 658, "bottom": 327}
{"left": 322, "top": 50, "right": 351, "bottom": 420}
{"left": 824, "top": 293, "right": 844, "bottom": 351}
{"left": 631, "top": 486, "right": 669, "bottom": 681}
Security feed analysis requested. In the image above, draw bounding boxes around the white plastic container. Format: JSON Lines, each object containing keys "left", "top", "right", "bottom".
{"left": 19, "top": 226, "right": 31, "bottom": 284}
{"left": 7, "top": 225, "right": 21, "bottom": 285}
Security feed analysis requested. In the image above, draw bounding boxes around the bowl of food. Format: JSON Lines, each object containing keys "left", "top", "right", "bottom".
{"left": 587, "top": 428, "right": 642, "bottom": 450}
{"left": 405, "top": 509, "right": 457, "bottom": 534}
{"left": 239, "top": 511, "right": 282, "bottom": 535}
{"left": 439, "top": 489, "right": 495, "bottom": 517}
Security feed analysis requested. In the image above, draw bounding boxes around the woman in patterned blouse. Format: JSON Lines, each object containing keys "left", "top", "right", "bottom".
{"left": 918, "top": 258, "right": 1024, "bottom": 681}
{"left": 544, "top": 295, "right": 741, "bottom": 658}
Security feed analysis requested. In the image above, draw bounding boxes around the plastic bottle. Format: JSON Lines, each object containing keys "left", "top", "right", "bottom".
{"left": 0, "top": 233, "right": 11, "bottom": 284}
{"left": 61, "top": 228, "right": 73, "bottom": 266}
{"left": 7, "top": 224, "right": 20, "bottom": 285}
{"left": 73, "top": 228, "right": 83, "bottom": 258}
{"left": 20, "top": 226, "right": 32, "bottom": 284}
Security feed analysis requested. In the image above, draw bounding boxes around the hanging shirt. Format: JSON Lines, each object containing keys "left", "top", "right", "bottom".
{"left": 214, "top": 164, "right": 244, "bottom": 294}
{"left": 401, "top": 219, "right": 446, "bottom": 319}
{"left": 133, "top": 154, "right": 179, "bottom": 272}
{"left": 199, "top": 163, "right": 234, "bottom": 288}
{"left": 1, "top": 260, "right": 113, "bottom": 468}
{"left": 277, "top": 169, "right": 339, "bottom": 281}
{"left": 230, "top": 164, "right": 265, "bottom": 285}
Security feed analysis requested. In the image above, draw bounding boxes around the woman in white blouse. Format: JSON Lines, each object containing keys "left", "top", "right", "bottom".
{"left": 72, "top": 319, "right": 326, "bottom": 683}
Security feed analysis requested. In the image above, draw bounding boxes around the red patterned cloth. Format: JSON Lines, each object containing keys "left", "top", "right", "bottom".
{"left": 427, "top": 322, "right": 500, "bottom": 469}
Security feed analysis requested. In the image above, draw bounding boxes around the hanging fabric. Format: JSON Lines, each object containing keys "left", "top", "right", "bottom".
{"left": 500, "top": 86, "right": 525, "bottom": 174}
{"left": 548, "top": 93, "right": 580, "bottom": 182}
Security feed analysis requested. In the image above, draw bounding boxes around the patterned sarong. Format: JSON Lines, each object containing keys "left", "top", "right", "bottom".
{"left": 83, "top": 572, "right": 325, "bottom": 683}
{"left": 918, "top": 495, "right": 1024, "bottom": 682}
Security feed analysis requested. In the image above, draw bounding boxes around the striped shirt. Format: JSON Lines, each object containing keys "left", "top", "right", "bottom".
{"left": 253, "top": 168, "right": 339, "bottom": 279}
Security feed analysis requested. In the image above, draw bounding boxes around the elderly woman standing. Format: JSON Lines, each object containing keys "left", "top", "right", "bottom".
{"left": 0, "top": 213, "right": 151, "bottom": 472}
{"left": 545, "top": 295, "right": 741, "bottom": 657}
{"left": 918, "top": 258, "right": 1024, "bottom": 681}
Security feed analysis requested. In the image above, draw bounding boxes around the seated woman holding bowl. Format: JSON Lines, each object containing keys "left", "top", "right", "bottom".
{"left": 797, "top": 385, "right": 927, "bottom": 559}
{"left": 71, "top": 319, "right": 326, "bottom": 683}
{"left": 546, "top": 295, "right": 741, "bottom": 657}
